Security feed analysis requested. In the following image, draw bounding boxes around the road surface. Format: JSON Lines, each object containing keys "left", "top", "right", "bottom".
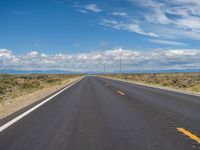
{"left": 0, "top": 76, "right": 199, "bottom": 150}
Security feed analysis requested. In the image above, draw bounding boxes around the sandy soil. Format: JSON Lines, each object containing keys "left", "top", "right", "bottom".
{"left": 0, "top": 77, "right": 81, "bottom": 119}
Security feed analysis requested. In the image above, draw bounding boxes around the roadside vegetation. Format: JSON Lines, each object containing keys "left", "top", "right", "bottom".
{"left": 103, "top": 73, "right": 200, "bottom": 93}
{"left": 0, "top": 74, "right": 81, "bottom": 102}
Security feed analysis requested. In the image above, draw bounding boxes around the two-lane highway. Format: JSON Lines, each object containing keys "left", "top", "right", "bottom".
{"left": 0, "top": 76, "right": 199, "bottom": 150}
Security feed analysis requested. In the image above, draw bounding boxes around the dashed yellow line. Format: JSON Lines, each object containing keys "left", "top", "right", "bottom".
{"left": 116, "top": 90, "right": 125, "bottom": 96}
{"left": 177, "top": 127, "right": 200, "bottom": 144}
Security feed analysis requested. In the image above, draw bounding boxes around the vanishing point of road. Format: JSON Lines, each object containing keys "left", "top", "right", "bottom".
{"left": 0, "top": 76, "right": 199, "bottom": 150}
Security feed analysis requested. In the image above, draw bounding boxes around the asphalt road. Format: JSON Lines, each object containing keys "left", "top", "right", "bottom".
{"left": 0, "top": 76, "right": 199, "bottom": 150}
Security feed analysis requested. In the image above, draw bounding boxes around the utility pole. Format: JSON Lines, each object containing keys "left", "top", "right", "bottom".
{"left": 119, "top": 53, "right": 122, "bottom": 78}
{"left": 104, "top": 63, "right": 105, "bottom": 74}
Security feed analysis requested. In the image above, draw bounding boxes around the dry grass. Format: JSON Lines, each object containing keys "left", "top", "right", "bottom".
{"left": 0, "top": 74, "right": 81, "bottom": 103}
{"left": 103, "top": 73, "right": 200, "bottom": 93}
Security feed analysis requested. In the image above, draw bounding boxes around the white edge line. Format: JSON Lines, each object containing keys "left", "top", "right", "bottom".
{"left": 0, "top": 77, "right": 83, "bottom": 132}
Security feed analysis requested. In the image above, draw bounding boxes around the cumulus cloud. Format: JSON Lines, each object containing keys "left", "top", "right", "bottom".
{"left": 0, "top": 49, "right": 12, "bottom": 57}
{"left": 0, "top": 48, "right": 200, "bottom": 72}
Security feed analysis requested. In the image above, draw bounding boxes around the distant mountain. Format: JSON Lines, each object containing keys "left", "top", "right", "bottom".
{"left": 0, "top": 69, "right": 80, "bottom": 74}
{"left": 0, "top": 69, "right": 200, "bottom": 74}
{"left": 111, "top": 69, "right": 200, "bottom": 74}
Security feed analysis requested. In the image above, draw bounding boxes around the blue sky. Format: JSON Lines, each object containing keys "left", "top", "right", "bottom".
{"left": 0, "top": 0, "right": 200, "bottom": 72}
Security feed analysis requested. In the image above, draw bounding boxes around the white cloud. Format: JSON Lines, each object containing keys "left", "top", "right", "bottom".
{"left": 128, "top": 0, "right": 200, "bottom": 40}
{"left": 26, "top": 51, "right": 39, "bottom": 57}
{"left": 0, "top": 48, "right": 200, "bottom": 72}
{"left": 68, "top": 0, "right": 200, "bottom": 41}
{"left": 84, "top": 4, "right": 102, "bottom": 13}
{"left": 77, "top": 9, "right": 88, "bottom": 14}
{"left": 166, "top": 50, "right": 197, "bottom": 57}
{"left": 145, "top": 8, "right": 172, "bottom": 25}
{"left": 176, "top": 17, "right": 200, "bottom": 29}
{"left": 149, "top": 25, "right": 200, "bottom": 40}
{"left": 112, "top": 12, "right": 127, "bottom": 17}
{"left": 100, "top": 19, "right": 158, "bottom": 37}
{"left": 149, "top": 39, "right": 188, "bottom": 46}
{"left": 0, "top": 49, "right": 12, "bottom": 57}
{"left": 126, "top": 23, "right": 158, "bottom": 37}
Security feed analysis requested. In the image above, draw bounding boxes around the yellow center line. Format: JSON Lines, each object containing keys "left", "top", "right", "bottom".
{"left": 116, "top": 90, "right": 125, "bottom": 96}
{"left": 177, "top": 127, "right": 200, "bottom": 144}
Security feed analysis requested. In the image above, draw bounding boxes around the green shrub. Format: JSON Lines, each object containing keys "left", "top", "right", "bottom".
{"left": 105, "top": 73, "right": 200, "bottom": 93}
{"left": 0, "top": 74, "right": 80, "bottom": 101}
{"left": 0, "top": 96, "right": 3, "bottom": 103}
{"left": 46, "top": 78, "right": 61, "bottom": 84}
{"left": 22, "top": 80, "right": 41, "bottom": 89}
{"left": 0, "top": 85, "right": 4, "bottom": 94}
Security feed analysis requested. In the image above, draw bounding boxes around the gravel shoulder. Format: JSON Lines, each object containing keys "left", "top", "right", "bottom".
{"left": 0, "top": 77, "right": 81, "bottom": 119}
